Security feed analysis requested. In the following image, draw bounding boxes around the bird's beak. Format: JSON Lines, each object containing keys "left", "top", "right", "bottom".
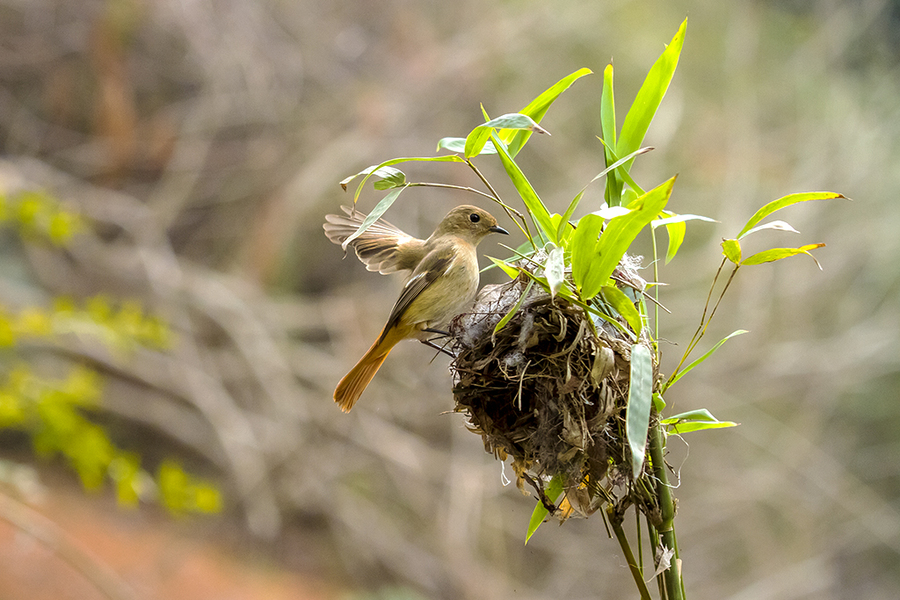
{"left": 490, "top": 225, "right": 509, "bottom": 235}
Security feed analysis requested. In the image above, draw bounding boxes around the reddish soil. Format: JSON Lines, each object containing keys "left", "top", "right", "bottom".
{"left": 0, "top": 481, "right": 337, "bottom": 600}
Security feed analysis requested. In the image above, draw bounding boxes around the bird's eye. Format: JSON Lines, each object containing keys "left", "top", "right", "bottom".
{"left": 469, "top": 213, "right": 481, "bottom": 223}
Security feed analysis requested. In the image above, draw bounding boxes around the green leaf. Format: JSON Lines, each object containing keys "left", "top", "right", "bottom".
{"left": 617, "top": 18, "right": 687, "bottom": 174}
{"left": 652, "top": 212, "right": 717, "bottom": 262}
{"left": 340, "top": 185, "right": 409, "bottom": 251}
{"left": 626, "top": 343, "right": 654, "bottom": 479}
{"left": 721, "top": 238, "right": 742, "bottom": 264}
{"left": 371, "top": 166, "right": 407, "bottom": 190}
{"left": 741, "top": 244, "right": 825, "bottom": 269}
{"left": 662, "top": 409, "right": 739, "bottom": 434}
{"left": 464, "top": 113, "right": 549, "bottom": 159}
{"left": 484, "top": 112, "right": 550, "bottom": 132}
{"left": 580, "top": 176, "right": 674, "bottom": 299}
{"left": 491, "top": 132, "right": 557, "bottom": 244}
{"left": 739, "top": 219, "right": 799, "bottom": 237}
{"left": 493, "top": 279, "right": 534, "bottom": 338}
{"left": 737, "top": 192, "right": 844, "bottom": 239}
{"left": 487, "top": 256, "right": 521, "bottom": 279}
{"left": 570, "top": 213, "right": 605, "bottom": 296}
{"left": 666, "top": 329, "right": 748, "bottom": 389}
{"left": 600, "top": 63, "right": 623, "bottom": 206}
{"left": 544, "top": 246, "right": 565, "bottom": 299}
{"left": 651, "top": 212, "right": 717, "bottom": 229}
{"left": 506, "top": 68, "right": 592, "bottom": 157}
{"left": 340, "top": 155, "right": 465, "bottom": 201}
{"left": 600, "top": 285, "right": 642, "bottom": 335}
{"left": 525, "top": 473, "right": 564, "bottom": 544}
{"left": 665, "top": 419, "right": 739, "bottom": 434}
{"left": 437, "top": 137, "right": 497, "bottom": 155}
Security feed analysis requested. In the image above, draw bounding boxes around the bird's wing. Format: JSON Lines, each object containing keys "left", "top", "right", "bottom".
{"left": 324, "top": 206, "right": 426, "bottom": 274}
{"left": 380, "top": 250, "right": 453, "bottom": 337}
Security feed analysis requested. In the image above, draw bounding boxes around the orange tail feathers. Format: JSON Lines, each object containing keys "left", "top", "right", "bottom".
{"left": 334, "top": 329, "right": 404, "bottom": 412}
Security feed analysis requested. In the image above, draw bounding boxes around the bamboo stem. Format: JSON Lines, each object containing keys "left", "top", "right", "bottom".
{"left": 648, "top": 421, "right": 684, "bottom": 600}
{"left": 609, "top": 508, "right": 653, "bottom": 600}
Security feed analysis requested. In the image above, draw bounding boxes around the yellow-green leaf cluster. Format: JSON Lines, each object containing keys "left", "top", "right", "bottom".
{"left": 0, "top": 189, "right": 83, "bottom": 246}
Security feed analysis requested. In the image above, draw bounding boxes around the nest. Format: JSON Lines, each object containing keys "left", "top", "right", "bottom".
{"left": 449, "top": 254, "right": 657, "bottom": 521}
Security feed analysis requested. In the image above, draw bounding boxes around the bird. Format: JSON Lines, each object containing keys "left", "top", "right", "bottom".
{"left": 323, "top": 204, "right": 509, "bottom": 411}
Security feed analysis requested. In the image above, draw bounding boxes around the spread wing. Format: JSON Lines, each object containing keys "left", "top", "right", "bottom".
{"left": 324, "top": 206, "right": 426, "bottom": 274}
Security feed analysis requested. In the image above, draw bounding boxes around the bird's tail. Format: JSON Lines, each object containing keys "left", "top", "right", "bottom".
{"left": 334, "top": 332, "right": 398, "bottom": 412}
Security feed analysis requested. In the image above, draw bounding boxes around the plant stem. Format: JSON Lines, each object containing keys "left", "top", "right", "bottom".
{"left": 609, "top": 508, "right": 652, "bottom": 600}
{"left": 665, "top": 259, "right": 740, "bottom": 389}
{"left": 464, "top": 159, "right": 535, "bottom": 245}
{"left": 648, "top": 421, "right": 684, "bottom": 600}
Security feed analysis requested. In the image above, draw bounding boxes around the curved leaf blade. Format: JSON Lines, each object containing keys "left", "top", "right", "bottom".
{"left": 737, "top": 192, "right": 844, "bottom": 239}
{"left": 600, "top": 285, "right": 642, "bottom": 336}
{"left": 491, "top": 132, "right": 556, "bottom": 244}
{"left": 741, "top": 244, "right": 825, "bottom": 269}
{"left": 525, "top": 474, "right": 563, "bottom": 544}
{"left": 582, "top": 176, "right": 674, "bottom": 298}
{"left": 570, "top": 213, "right": 605, "bottom": 295}
{"left": 626, "top": 343, "right": 654, "bottom": 479}
{"left": 507, "top": 68, "right": 592, "bottom": 157}
{"left": 617, "top": 19, "right": 687, "bottom": 173}
{"left": 340, "top": 185, "right": 409, "bottom": 251}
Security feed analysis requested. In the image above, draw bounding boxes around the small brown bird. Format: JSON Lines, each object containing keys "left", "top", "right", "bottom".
{"left": 324, "top": 205, "right": 508, "bottom": 411}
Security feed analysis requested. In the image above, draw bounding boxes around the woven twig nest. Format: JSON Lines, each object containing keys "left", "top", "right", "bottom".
{"left": 449, "top": 253, "right": 658, "bottom": 521}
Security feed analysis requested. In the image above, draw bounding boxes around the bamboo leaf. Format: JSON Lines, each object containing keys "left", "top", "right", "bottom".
{"left": 525, "top": 474, "right": 564, "bottom": 544}
{"left": 600, "top": 63, "right": 623, "bottom": 205}
{"left": 652, "top": 212, "right": 717, "bottom": 262}
{"left": 617, "top": 19, "right": 687, "bottom": 174}
{"left": 570, "top": 213, "right": 605, "bottom": 295}
{"left": 464, "top": 113, "right": 549, "bottom": 159}
{"left": 661, "top": 409, "right": 739, "bottom": 434}
{"left": 667, "top": 329, "right": 748, "bottom": 389}
{"left": 737, "top": 192, "right": 845, "bottom": 239}
{"left": 506, "top": 68, "right": 592, "bottom": 157}
{"left": 665, "top": 420, "right": 739, "bottom": 434}
{"left": 341, "top": 155, "right": 465, "bottom": 201}
{"left": 626, "top": 343, "right": 654, "bottom": 479}
{"left": 493, "top": 279, "right": 534, "bottom": 339}
{"left": 600, "top": 285, "right": 642, "bottom": 336}
{"left": 741, "top": 244, "right": 826, "bottom": 269}
{"left": 580, "top": 176, "right": 674, "bottom": 299}
{"left": 491, "top": 132, "right": 557, "bottom": 244}
{"left": 721, "top": 238, "right": 742, "bottom": 264}
{"left": 372, "top": 166, "right": 407, "bottom": 190}
{"left": 740, "top": 219, "right": 800, "bottom": 237}
{"left": 340, "top": 185, "right": 409, "bottom": 251}
{"left": 438, "top": 137, "right": 498, "bottom": 155}
{"left": 662, "top": 219, "right": 685, "bottom": 264}
{"left": 487, "top": 256, "right": 521, "bottom": 279}
{"left": 465, "top": 126, "right": 494, "bottom": 159}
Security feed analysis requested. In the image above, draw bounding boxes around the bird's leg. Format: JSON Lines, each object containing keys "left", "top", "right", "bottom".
{"left": 423, "top": 327, "right": 451, "bottom": 338}
{"left": 420, "top": 338, "right": 455, "bottom": 357}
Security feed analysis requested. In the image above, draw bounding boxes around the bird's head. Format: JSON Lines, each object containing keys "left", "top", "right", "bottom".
{"left": 433, "top": 205, "right": 509, "bottom": 245}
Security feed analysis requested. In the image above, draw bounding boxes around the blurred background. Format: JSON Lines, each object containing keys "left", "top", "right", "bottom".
{"left": 0, "top": 0, "right": 898, "bottom": 598}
